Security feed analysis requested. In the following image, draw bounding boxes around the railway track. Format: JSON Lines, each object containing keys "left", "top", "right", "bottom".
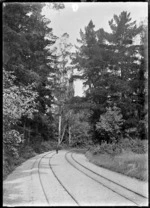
{"left": 30, "top": 150, "right": 147, "bottom": 206}
{"left": 65, "top": 151, "right": 148, "bottom": 206}
{"left": 37, "top": 152, "right": 53, "bottom": 204}
{"left": 71, "top": 151, "right": 148, "bottom": 199}
{"left": 31, "top": 156, "right": 39, "bottom": 203}
{"left": 49, "top": 152, "right": 80, "bottom": 206}
{"left": 35, "top": 151, "right": 80, "bottom": 206}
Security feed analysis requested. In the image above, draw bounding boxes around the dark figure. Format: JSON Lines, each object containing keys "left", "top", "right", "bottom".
{"left": 56, "top": 145, "right": 59, "bottom": 154}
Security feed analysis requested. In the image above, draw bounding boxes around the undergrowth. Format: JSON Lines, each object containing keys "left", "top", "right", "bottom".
{"left": 86, "top": 139, "right": 148, "bottom": 181}
{"left": 91, "top": 138, "right": 148, "bottom": 155}
{"left": 3, "top": 140, "right": 58, "bottom": 180}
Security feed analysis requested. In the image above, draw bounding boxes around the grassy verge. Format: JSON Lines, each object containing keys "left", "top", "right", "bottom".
{"left": 85, "top": 150, "right": 148, "bottom": 181}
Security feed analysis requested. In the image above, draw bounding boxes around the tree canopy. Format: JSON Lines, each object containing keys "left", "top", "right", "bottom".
{"left": 3, "top": 4, "right": 147, "bottom": 172}
{"left": 72, "top": 11, "right": 147, "bottom": 143}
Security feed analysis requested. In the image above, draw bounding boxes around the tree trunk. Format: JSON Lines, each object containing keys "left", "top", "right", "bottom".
{"left": 28, "top": 126, "right": 30, "bottom": 145}
{"left": 23, "top": 122, "right": 26, "bottom": 143}
{"left": 58, "top": 114, "right": 62, "bottom": 145}
{"left": 36, "top": 123, "right": 38, "bottom": 135}
{"left": 69, "top": 126, "right": 71, "bottom": 144}
{"left": 60, "top": 124, "right": 67, "bottom": 144}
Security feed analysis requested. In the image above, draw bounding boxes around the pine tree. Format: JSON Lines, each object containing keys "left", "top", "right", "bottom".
{"left": 73, "top": 12, "right": 147, "bottom": 143}
{"left": 101, "top": 11, "right": 146, "bottom": 139}
{"left": 73, "top": 20, "right": 111, "bottom": 143}
{"left": 3, "top": 3, "right": 58, "bottom": 144}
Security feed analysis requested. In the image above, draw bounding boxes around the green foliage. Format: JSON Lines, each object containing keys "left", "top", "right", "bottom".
{"left": 69, "top": 111, "right": 91, "bottom": 147}
{"left": 86, "top": 150, "right": 148, "bottom": 181}
{"left": 40, "top": 141, "right": 58, "bottom": 152}
{"left": 91, "top": 142, "right": 122, "bottom": 155}
{"left": 3, "top": 130, "right": 23, "bottom": 157}
{"left": 45, "top": 3, "right": 65, "bottom": 10}
{"left": 31, "top": 140, "right": 57, "bottom": 153}
{"left": 19, "top": 146, "right": 37, "bottom": 159}
{"left": 91, "top": 138, "right": 147, "bottom": 156}
{"left": 72, "top": 11, "right": 147, "bottom": 142}
{"left": 119, "top": 138, "right": 147, "bottom": 154}
{"left": 3, "top": 3, "right": 61, "bottom": 179}
{"left": 3, "top": 69, "right": 38, "bottom": 171}
{"left": 3, "top": 70, "right": 38, "bottom": 126}
{"left": 96, "top": 106, "right": 124, "bottom": 142}
{"left": 3, "top": 3, "right": 58, "bottom": 146}
{"left": 3, "top": 5, "right": 147, "bottom": 179}
{"left": 51, "top": 33, "right": 75, "bottom": 145}
{"left": 3, "top": 145, "right": 36, "bottom": 179}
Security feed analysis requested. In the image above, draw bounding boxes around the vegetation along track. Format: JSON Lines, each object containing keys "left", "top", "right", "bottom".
{"left": 65, "top": 151, "right": 148, "bottom": 206}
{"left": 36, "top": 151, "right": 80, "bottom": 206}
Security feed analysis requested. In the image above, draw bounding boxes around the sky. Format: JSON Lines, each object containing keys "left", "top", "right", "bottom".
{"left": 42, "top": 2, "right": 148, "bottom": 96}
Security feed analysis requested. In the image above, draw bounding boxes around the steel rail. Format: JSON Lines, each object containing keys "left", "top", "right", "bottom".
{"left": 48, "top": 152, "right": 80, "bottom": 206}
{"left": 71, "top": 151, "right": 148, "bottom": 199}
{"left": 31, "top": 155, "right": 40, "bottom": 204}
{"left": 65, "top": 151, "right": 139, "bottom": 206}
{"left": 37, "top": 151, "right": 55, "bottom": 204}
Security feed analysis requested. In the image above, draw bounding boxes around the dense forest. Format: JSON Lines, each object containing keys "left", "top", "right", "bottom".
{"left": 3, "top": 3, "right": 148, "bottom": 178}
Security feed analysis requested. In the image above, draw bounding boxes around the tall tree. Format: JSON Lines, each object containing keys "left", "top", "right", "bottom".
{"left": 3, "top": 3, "right": 58, "bottom": 145}
{"left": 72, "top": 20, "right": 110, "bottom": 143}
{"left": 73, "top": 12, "right": 147, "bottom": 143}
{"left": 101, "top": 11, "right": 146, "bottom": 139}
{"left": 52, "top": 33, "right": 75, "bottom": 145}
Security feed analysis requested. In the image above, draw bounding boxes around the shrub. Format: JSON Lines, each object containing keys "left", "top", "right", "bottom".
{"left": 14, "top": 157, "right": 26, "bottom": 166}
{"left": 91, "top": 141, "right": 122, "bottom": 155}
{"left": 143, "top": 140, "right": 148, "bottom": 152}
{"left": 137, "top": 120, "right": 147, "bottom": 140}
{"left": 96, "top": 106, "right": 124, "bottom": 143}
{"left": 69, "top": 139, "right": 86, "bottom": 148}
{"left": 31, "top": 140, "right": 58, "bottom": 153}
{"left": 86, "top": 151, "right": 148, "bottom": 181}
{"left": 40, "top": 141, "right": 56, "bottom": 152}
{"left": 130, "top": 139, "right": 146, "bottom": 154}
{"left": 119, "top": 138, "right": 147, "bottom": 154}
{"left": 119, "top": 138, "right": 132, "bottom": 150}
{"left": 91, "top": 137, "right": 147, "bottom": 156}
{"left": 20, "top": 145, "right": 36, "bottom": 159}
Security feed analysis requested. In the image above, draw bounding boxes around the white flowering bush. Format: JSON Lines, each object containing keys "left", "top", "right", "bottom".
{"left": 3, "top": 70, "right": 38, "bottom": 127}
{"left": 3, "top": 130, "right": 23, "bottom": 145}
{"left": 3, "top": 70, "right": 38, "bottom": 170}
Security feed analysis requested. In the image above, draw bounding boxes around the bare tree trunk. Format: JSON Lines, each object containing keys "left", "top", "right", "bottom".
{"left": 58, "top": 114, "right": 62, "bottom": 145}
{"left": 60, "top": 124, "right": 67, "bottom": 144}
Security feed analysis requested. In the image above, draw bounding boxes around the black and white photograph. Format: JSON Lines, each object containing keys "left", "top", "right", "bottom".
{"left": 3, "top": 1, "right": 148, "bottom": 206}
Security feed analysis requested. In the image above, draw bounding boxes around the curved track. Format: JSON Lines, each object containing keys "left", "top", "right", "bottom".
{"left": 36, "top": 151, "right": 80, "bottom": 206}
{"left": 37, "top": 152, "right": 52, "bottom": 204}
{"left": 48, "top": 152, "right": 80, "bottom": 206}
{"left": 4, "top": 150, "right": 148, "bottom": 206}
{"left": 71, "top": 151, "right": 148, "bottom": 199}
{"left": 65, "top": 151, "right": 147, "bottom": 206}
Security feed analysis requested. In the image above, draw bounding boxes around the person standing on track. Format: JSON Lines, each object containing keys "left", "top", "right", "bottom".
{"left": 56, "top": 144, "right": 59, "bottom": 154}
